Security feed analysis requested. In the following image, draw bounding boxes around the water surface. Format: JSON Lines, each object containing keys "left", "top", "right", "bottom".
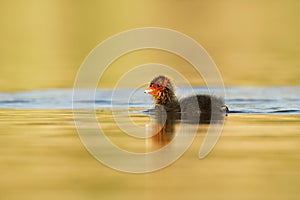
{"left": 0, "top": 86, "right": 300, "bottom": 200}
{"left": 0, "top": 86, "right": 299, "bottom": 114}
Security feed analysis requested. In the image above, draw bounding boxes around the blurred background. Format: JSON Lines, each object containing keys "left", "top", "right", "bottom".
{"left": 0, "top": 0, "right": 299, "bottom": 91}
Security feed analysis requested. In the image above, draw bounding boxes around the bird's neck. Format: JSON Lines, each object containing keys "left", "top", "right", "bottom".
{"left": 155, "top": 89, "right": 179, "bottom": 108}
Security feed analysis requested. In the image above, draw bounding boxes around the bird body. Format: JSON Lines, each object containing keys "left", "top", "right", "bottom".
{"left": 145, "top": 75, "right": 228, "bottom": 123}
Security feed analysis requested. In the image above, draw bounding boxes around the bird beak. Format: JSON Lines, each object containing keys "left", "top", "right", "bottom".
{"left": 144, "top": 88, "right": 153, "bottom": 94}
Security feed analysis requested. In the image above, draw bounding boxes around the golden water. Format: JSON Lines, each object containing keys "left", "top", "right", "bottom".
{"left": 1, "top": 110, "right": 299, "bottom": 200}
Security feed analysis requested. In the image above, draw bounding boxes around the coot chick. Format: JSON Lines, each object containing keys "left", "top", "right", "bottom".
{"left": 144, "top": 75, "right": 228, "bottom": 123}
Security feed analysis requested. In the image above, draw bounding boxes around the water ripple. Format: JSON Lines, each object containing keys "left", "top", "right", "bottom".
{"left": 0, "top": 86, "right": 299, "bottom": 114}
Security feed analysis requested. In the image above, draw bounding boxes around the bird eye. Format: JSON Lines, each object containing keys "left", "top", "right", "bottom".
{"left": 157, "top": 83, "right": 161, "bottom": 87}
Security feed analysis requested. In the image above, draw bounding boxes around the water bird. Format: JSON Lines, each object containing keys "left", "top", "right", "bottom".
{"left": 144, "top": 75, "right": 228, "bottom": 123}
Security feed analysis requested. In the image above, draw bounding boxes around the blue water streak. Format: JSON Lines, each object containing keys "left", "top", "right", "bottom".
{"left": 0, "top": 86, "right": 299, "bottom": 114}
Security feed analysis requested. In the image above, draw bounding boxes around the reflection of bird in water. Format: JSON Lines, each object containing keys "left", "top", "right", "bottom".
{"left": 147, "top": 108, "right": 178, "bottom": 146}
{"left": 144, "top": 75, "right": 228, "bottom": 124}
